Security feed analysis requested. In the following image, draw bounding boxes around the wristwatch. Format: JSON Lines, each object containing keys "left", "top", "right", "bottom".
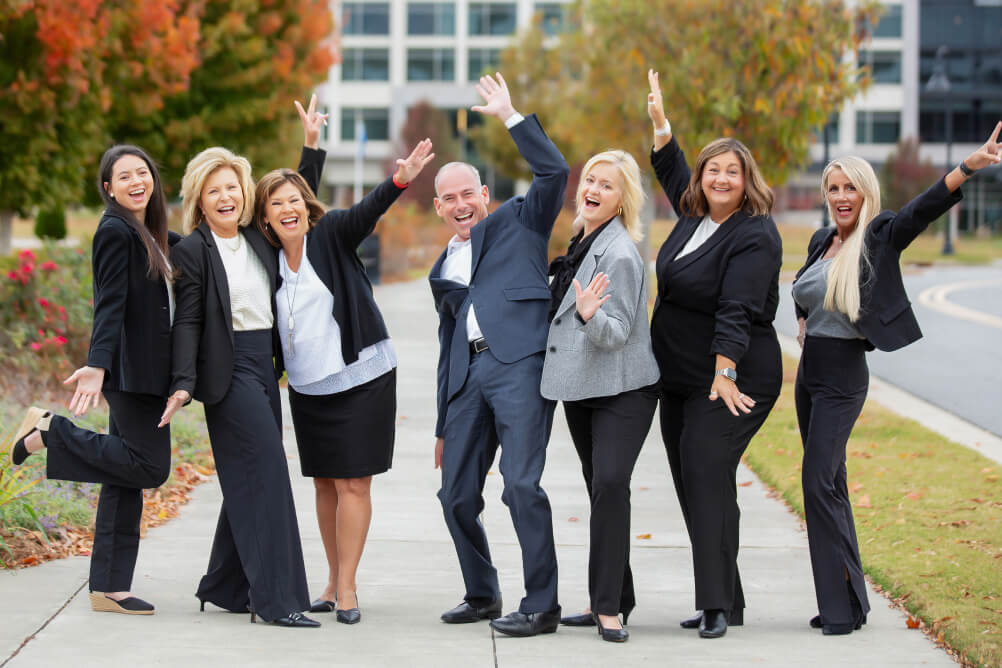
{"left": 716, "top": 367, "right": 738, "bottom": 382}
{"left": 958, "top": 161, "right": 976, "bottom": 177}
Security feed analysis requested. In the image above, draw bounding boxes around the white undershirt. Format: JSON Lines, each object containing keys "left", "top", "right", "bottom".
{"left": 674, "top": 216, "right": 722, "bottom": 260}
{"left": 441, "top": 236, "right": 483, "bottom": 342}
{"left": 211, "top": 229, "right": 273, "bottom": 331}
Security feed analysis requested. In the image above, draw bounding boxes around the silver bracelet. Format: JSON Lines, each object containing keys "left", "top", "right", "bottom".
{"left": 654, "top": 120, "right": 672, "bottom": 137}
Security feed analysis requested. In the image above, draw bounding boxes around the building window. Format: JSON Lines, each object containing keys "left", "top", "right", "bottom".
{"left": 869, "top": 4, "right": 902, "bottom": 39}
{"left": 812, "top": 114, "right": 840, "bottom": 145}
{"left": 860, "top": 50, "right": 902, "bottom": 84}
{"left": 468, "top": 48, "right": 501, "bottom": 82}
{"left": 408, "top": 2, "right": 455, "bottom": 35}
{"left": 536, "top": 2, "right": 567, "bottom": 36}
{"left": 342, "top": 2, "right": 390, "bottom": 35}
{"left": 407, "top": 48, "right": 455, "bottom": 81}
{"left": 855, "top": 111, "right": 900, "bottom": 144}
{"left": 469, "top": 3, "right": 517, "bottom": 36}
{"left": 341, "top": 108, "right": 390, "bottom": 141}
{"left": 341, "top": 48, "right": 390, "bottom": 81}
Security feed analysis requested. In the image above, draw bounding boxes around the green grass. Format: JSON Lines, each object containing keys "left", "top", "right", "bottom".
{"left": 745, "top": 355, "right": 1002, "bottom": 668}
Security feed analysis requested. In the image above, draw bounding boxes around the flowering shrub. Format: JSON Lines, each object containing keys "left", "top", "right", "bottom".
{"left": 0, "top": 246, "right": 93, "bottom": 392}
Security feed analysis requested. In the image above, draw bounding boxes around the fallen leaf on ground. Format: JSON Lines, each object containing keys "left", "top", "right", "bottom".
{"left": 738, "top": 481, "right": 752, "bottom": 487}
{"left": 856, "top": 494, "right": 872, "bottom": 509}
{"left": 636, "top": 533, "right": 652, "bottom": 540}
{"left": 849, "top": 482, "right": 864, "bottom": 493}
{"left": 906, "top": 616, "right": 920, "bottom": 629}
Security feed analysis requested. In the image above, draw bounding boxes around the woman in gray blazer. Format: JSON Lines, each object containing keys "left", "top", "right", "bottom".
{"left": 541, "top": 150, "right": 660, "bottom": 643}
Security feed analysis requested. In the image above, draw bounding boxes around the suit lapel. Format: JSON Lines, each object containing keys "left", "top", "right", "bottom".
{"left": 670, "top": 212, "right": 743, "bottom": 273}
{"left": 554, "top": 219, "right": 621, "bottom": 319}
{"left": 469, "top": 217, "right": 487, "bottom": 278}
{"left": 196, "top": 225, "right": 234, "bottom": 332}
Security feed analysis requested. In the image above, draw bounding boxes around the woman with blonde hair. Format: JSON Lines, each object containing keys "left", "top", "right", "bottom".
{"left": 542, "top": 149, "right": 660, "bottom": 642}
{"left": 159, "top": 97, "right": 328, "bottom": 628}
{"left": 793, "top": 121, "right": 1002, "bottom": 636}
{"left": 253, "top": 139, "right": 434, "bottom": 624}
{"left": 646, "top": 70, "right": 783, "bottom": 639}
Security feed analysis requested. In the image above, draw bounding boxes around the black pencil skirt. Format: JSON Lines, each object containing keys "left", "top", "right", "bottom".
{"left": 795, "top": 335, "right": 871, "bottom": 626}
{"left": 288, "top": 368, "right": 396, "bottom": 479}
{"left": 197, "top": 329, "right": 310, "bottom": 622}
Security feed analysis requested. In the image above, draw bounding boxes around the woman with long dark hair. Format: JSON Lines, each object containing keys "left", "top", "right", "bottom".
{"left": 793, "top": 122, "right": 1001, "bottom": 635}
{"left": 12, "top": 145, "right": 177, "bottom": 615}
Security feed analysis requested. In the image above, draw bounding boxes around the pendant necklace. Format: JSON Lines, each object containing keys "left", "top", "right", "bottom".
{"left": 282, "top": 255, "right": 301, "bottom": 357}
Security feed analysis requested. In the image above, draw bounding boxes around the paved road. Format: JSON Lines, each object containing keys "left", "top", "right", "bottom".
{"left": 0, "top": 279, "right": 953, "bottom": 667}
{"left": 777, "top": 263, "right": 1002, "bottom": 437}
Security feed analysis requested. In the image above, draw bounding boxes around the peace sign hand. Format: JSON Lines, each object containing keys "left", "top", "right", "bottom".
{"left": 962, "top": 121, "right": 1002, "bottom": 172}
{"left": 647, "top": 69, "right": 668, "bottom": 129}
{"left": 295, "top": 94, "right": 329, "bottom": 149}
{"left": 394, "top": 139, "right": 436, "bottom": 185}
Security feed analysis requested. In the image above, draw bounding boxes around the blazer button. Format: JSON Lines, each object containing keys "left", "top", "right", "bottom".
{"left": 554, "top": 318, "right": 561, "bottom": 325}
{"left": 549, "top": 346, "right": 556, "bottom": 352}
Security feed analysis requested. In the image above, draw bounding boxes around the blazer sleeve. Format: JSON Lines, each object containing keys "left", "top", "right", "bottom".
{"left": 878, "top": 177, "right": 963, "bottom": 251}
{"left": 318, "top": 176, "right": 405, "bottom": 250}
{"left": 510, "top": 114, "right": 570, "bottom": 237}
{"left": 651, "top": 137, "right": 691, "bottom": 216}
{"left": 434, "top": 310, "right": 455, "bottom": 438}
{"left": 169, "top": 241, "right": 204, "bottom": 396}
{"left": 712, "top": 219, "right": 782, "bottom": 365}
{"left": 86, "top": 219, "right": 131, "bottom": 372}
{"left": 577, "top": 252, "right": 643, "bottom": 350}
{"left": 298, "top": 146, "right": 327, "bottom": 197}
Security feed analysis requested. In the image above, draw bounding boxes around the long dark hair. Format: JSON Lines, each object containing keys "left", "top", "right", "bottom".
{"left": 97, "top": 145, "right": 171, "bottom": 280}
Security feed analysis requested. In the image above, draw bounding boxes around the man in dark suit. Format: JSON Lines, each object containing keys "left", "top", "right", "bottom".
{"left": 429, "top": 73, "right": 568, "bottom": 637}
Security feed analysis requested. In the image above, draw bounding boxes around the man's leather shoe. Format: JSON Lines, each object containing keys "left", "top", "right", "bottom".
{"left": 441, "top": 600, "right": 502, "bottom": 624}
{"left": 682, "top": 609, "right": 743, "bottom": 629}
{"left": 489, "top": 607, "right": 561, "bottom": 637}
{"left": 698, "top": 609, "right": 727, "bottom": 638}
{"left": 560, "top": 611, "right": 596, "bottom": 627}
{"left": 680, "top": 612, "right": 702, "bottom": 629}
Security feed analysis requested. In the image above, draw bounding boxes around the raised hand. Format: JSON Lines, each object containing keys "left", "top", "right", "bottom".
{"left": 63, "top": 365, "right": 105, "bottom": 416}
{"left": 647, "top": 69, "right": 668, "bottom": 129}
{"left": 574, "top": 272, "right": 611, "bottom": 322}
{"left": 394, "top": 138, "right": 436, "bottom": 185}
{"left": 471, "top": 73, "right": 517, "bottom": 121}
{"left": 963, "top": 121, "right": 1002, "bottom": 171}
{"left": 295, "top": 94, "right": 329, "bottom": 150}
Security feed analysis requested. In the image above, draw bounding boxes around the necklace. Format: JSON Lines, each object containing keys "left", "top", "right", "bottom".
{"left": 218, "top": 232, "right": 242, "bottom": 253}
{"left": 281, "top": 254, "right": 301, "bottom": 357}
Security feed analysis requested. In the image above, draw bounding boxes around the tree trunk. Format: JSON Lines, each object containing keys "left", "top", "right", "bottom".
{"left": 0, "top": 210, "right": 13, "bottom": 257}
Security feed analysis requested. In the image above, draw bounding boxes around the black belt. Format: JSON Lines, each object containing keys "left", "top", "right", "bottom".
{"left": 469, "top": 337, "right": 489, "bottom": 354}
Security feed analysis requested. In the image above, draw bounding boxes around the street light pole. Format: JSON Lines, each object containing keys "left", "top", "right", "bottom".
{"left": 925, "top": 45, "right": 954, "bottom": 255}
{"left": 821, "top": 115, "right": 831, "bottom": 227}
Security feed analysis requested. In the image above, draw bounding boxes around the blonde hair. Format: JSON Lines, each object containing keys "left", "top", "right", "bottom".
{"left": 680, "top": 137, "right": 773, "bottom": 218}
{"left": 254, "top": 169, "right": 327, "bottom": 248}
{"left": 576, "top": 150, "right": 646, "bottom": 242}
{"left": 821, "top": 156, "right": 881, "bottom": 321}
{"left": 180, "top": 147, "right": 255, "bottom": 235}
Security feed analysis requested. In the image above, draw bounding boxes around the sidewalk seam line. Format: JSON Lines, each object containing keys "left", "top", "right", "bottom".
{"left": 1, "top": 579, "right": 87, "bottom": 667}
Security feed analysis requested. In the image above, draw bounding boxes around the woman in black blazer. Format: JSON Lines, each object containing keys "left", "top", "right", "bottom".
{"left": 159, "top": 104, "right": 327, "bottom": 628}
{"left": 252, "top": 138, "right": 433, "bottom": 624}
{"left": 792, "top": 122, "right": 1001, "bottom": 636}
{"left": 12, "top": 145, "right": 177, "bottom": 616}
{"left": 646, "top": 71, "right": 783, "bottom": 639}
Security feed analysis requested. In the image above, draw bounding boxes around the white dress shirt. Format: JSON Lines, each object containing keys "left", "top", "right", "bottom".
{"left": 440, "top": 236, "right": 484, "bottom": 342}
{"left": 674, "top": 216, "right": 722, "bottom": 260}
{"left": 211, "top": 230, "right": 273, "bottom": 330}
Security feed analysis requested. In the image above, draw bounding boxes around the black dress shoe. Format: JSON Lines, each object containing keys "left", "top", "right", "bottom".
{"left": 252, "top": 611, "right": 320, "bottom": 627}
{"left": 489, "top": 607, "right": 561, "bottom": 637}
{"left": 680, "top": 612, "right": 702, "bottom": 629}
{"left": 595, "top": 615, "right": 629, "bottom": 643}
{"left": 336, "top": 592, "right": 360, "bottom": 624}
{"left": 441, "top": 599, "right": 502, "bottom": 624}
{"left": 699, "top": 609, "right": 728, "bottom": 638}
{"left": 309, "top": 598, "right": 336, "bottom": 613}
{"left": 682, "top": 609, "right": 743, "bottom": 629}
{"left": 560, "top": 611, "right": 597, "bottom": 626}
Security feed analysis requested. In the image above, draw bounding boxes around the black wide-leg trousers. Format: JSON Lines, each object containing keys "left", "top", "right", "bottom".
{"left": 45, "top": 390, "right": 171, "bottom": 593}
{"left": 196, "top": 330, "right": 310, "bottom": 622}
{"left": 563, "top": 385, "right": 657, "bottom": 617}
{"left": 795, "top": 335, "right": 871, "bottom": 625}
{"left": 659, "top": 385, "right": 777, "bottom": 615}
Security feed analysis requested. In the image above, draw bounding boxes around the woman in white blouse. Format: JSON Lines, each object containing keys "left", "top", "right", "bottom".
{"left": 254, "top": 139, "right": 433, "bottom": 624}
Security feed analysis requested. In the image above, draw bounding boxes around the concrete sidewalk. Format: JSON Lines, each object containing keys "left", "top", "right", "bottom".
{"left": 0, "top": 280, "right": 954, "bottom": 667}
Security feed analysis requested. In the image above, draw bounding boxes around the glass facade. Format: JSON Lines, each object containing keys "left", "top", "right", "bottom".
{"left": 468, "top": 48, "right": 502, "bottom": 82}
{"left": 408, "top": 3, "right": 455, "bottom": 35}
{"left": 870, "top": 3, "right": 903, "bottom": 38}
{"left": 860, "top": 50, "right": 902, "bottom": 84}
{"left": 469, "top": 3, "right": 517, "bottom": 35}
{"left": 342, "top": 2, "right": 390, "bottom": 35}
{"left": 341, "top": 48, "right": 390, "bottom": 81}
{"left": 407, "top": 48, "right": 456, "bottom": 81}
{"left": 856, "top": 110, "right": 901, "bottom": 144}
{"left": 536, "top": 2, "right": 567, "bottom": 36}
{"left": 341, "top": 108, "right": 390, "bottom": 141}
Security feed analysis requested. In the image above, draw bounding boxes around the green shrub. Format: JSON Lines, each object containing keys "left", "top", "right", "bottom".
{"left": 34, "top": 208, "right": 67, "bottom": 241}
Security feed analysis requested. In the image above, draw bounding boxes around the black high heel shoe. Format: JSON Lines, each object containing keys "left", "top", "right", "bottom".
{"left": 595, "top": 614, "right": 629, "bottom": 643}
{"left": 250, "top": 611, "right": 320, "bottom": 627}
{"left": 336, "top": 592, "right": 360, "bottom": 625}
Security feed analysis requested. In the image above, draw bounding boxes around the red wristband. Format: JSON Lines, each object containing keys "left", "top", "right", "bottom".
{"left": 392, "top": 174, "right": 409, "bottom": 189}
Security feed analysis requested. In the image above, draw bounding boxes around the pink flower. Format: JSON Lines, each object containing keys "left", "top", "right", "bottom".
{"left": 30, "top": 342, "right": 41, "bottom": 351}
{"left": 7, "top": 271, "right": 17, "bottom": 280}
{"left": 38, "top": 298, "right": 49, "bottom": 308}
{"left": 19, "top": 249, "right": 37, "bottom": 263}
{"left": 40, "top": 261, "right": 58, "bottom": 272}
{"left": 58, "top": 306, "right": 67, "bottom": 319}
{"left": 37, "top": 328, "right": 45, "bottom": 337}
{"left": 55, "top": 336, "right": 67, "bottom": 345}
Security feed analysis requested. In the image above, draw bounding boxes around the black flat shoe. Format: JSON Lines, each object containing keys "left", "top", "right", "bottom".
{"left": 336, "top": 592, "right": 360, "bottom": 624}
{"left": 309, "top": 598, "right": 336, "bottom": 613}
{"left": 682, "top": 609, "right": 743, "bottom": 629}
{"left": 699, "top": 609, "right": 728, "bottom": 638}
{"left": 810, "top": 614, "right": 822, "bottom": 628}
{"left": 595, "top": 615, "right": 628, "bottom": 643}
{"left": 490, "top": 607, "right": 561, "bottom": 637}
{"left": 251, "top": 611, "right": 320, "bottom": 627}
{"left": 11, "top": 407, "right": 51, "bottom": 465}
{"left": 560, "top": 611, "right": 597, "bottom": 627}
{"left": 441, "top": 599, "right": 503, "bottom": 624}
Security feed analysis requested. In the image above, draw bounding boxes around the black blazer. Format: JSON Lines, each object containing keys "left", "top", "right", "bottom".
{"left": 794, "top": 177, "right": 962, "bottom": 352}
{"left": 87, "top": 212, "right": 181, "bottom": 397}
{"left": 169, "top": 147, "right": 324, "bottom": 404}
{"left": 650, "top": 138, "right": 783, "bottom": 397}
{"left": 273, "top": 175, "right": 404, "bottom": 375}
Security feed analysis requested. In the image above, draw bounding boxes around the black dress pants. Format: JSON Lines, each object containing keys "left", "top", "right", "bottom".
{"left": 563, "top": 385, "right": 657, "bottom": 617}
{"left": 795, "top": 336, "right": 871, "bottom": 625}
{"left": 45, "top": 390, "right": 171, "bottom": 593}
{"left": 659, "top": 385, "right": 777, "bottom": 615}
{"left": 197, "top": 330, "right": 310, "bottom": 622}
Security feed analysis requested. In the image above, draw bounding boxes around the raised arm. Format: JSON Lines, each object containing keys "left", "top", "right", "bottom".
{"left": 473, "top": 72, "right": 568, "bottom": 237}
{"left": 648, "top": 70, "right": 690, "bottom": 214}
{"left": 295, "top": 94, "right": 329, "bottom": 195}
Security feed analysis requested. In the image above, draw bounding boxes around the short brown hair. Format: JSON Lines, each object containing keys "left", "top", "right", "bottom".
{"left": 253, "top": 169, "right": 327, "bottom": 248}
{"left": 679, "top": 138, "right": 774, "bottom": 219}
